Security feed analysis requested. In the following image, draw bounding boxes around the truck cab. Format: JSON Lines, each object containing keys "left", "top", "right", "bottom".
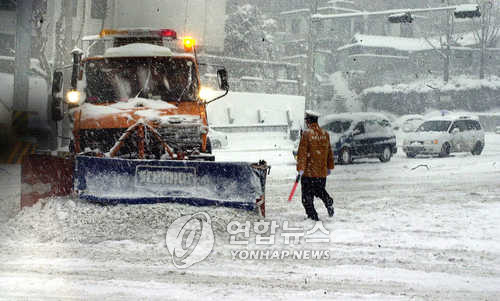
{"left": 60, "top": 28, "right": 227, "bottom": 160}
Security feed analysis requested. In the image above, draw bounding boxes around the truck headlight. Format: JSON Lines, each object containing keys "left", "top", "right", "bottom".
{"left": 199, "top": 86, "right": 216, "bottom": 100}
{"left": 66, "top": 90, "right": 81, "bottom": 105}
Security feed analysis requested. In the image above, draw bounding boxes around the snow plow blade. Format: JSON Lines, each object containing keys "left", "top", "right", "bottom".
{"left": 75, "top": 156, "right": 269, "bottom": 214}
{"left": 21, "top": 154, "right": 74, "bottom": 208}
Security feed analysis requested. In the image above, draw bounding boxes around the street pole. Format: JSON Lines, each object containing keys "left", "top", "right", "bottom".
{"left": 305, "top": 0, "right": 318, "bottom": 110}
{"left": 13, "top": 0, "right": 33, "bottom": 114}
{"left": 479, "top": 1, "right": 490, "bottom": 79}
{"left": 444, "top": 0, "right": 451, "bottom": 83}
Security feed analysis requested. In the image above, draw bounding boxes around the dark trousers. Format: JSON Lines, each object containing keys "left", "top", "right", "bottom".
{"left": 301, "top": 177, "right": 333, "bottom": 220}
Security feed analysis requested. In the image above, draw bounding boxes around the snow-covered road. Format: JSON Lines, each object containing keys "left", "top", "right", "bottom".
{"left": 1, "top": 133, "right": 499, "bottom": 300}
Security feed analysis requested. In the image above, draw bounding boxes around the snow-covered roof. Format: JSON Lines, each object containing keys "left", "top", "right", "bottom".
{"left": 454, "top": 4, "right": 479, "bottom": 13}
{"left": 280, "top": 8, "right": 310, "bottom": 16}
{"left": 425, "top": 112, "right": 480, "bottom": 122}
{"left": 318, "top": 6, "right": 360, "bottom": 13}
{"left": 338, "top": 34, "right": 437, "bottom": 53}
{"left": 362, "top": 75, "right": 500, "bottom": 95}
{"left": 320, "top": 112, "right": 392, "bottom": 125}
{"left": 103, "top": 43, "right": 174, "bottom": 58}
{"left": 312, "top": 5, "right": 456, "bottom": 20}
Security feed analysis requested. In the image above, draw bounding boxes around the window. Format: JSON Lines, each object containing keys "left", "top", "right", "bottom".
{"left": 73, "top": 0, "right": 78, "bottom": 17}
{"left": 465, "top": 120, "right": 481, "bottom": 131}
{"left": 365, "top": 120, "right": 385, "bottom": 134}
{"left": 324, "top": 121, "right": 351, "bottom": 133}
{"left": 417, "top": 121, "right": 451, "bottom": 132}
{"left": 0, "top": 33, "right": 14, "bottom": 56}
{"left": 91, "top": 0, "right": 107, "bottom": 19}
{"left": 353, "top": 122, "right": 365, "bottom": 134}
{"left": 291, "top": 19, "right": 300, "bottom": 33}
{"left": 0, "top": 0, "right": 16, "bottom": 10}
{"left": 450, "top": 120, "right": 467, "bottom": 132}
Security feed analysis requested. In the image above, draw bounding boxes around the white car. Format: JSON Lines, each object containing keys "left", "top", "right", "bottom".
{"left": 403, "top": 114, "right": 485, "bottom": 157}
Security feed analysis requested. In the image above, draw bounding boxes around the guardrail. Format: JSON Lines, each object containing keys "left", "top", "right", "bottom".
{"left": 211, "top": 123, "right": 289, "bottom": 134}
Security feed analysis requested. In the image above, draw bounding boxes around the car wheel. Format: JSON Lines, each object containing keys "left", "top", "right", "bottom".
{"left": 406, "top": 152, "right": 416, "bottom": 158}
{"left": 339, "top": 147, "right": 352, "bottom": 164}
{"left": 471, "top": 141, "right": 483, "bottom": 156}
{"left": 379, "top": 146, "right": 392, "bottom": 162}
{"left": 439, "top": 142, "right": 451, "bottom": 157}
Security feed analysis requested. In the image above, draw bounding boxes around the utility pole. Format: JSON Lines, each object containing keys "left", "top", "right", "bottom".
{"left": 305, "top": 0, "right": 319, "bottom": 110}
{"left": 444, "top": 0, "right": 452, "bottom": 83}
{"left": 478, "top": 1, "right": 493, "bottom": 79}
{"left": 14, "top": 0, "right": 33, "bottom": 114}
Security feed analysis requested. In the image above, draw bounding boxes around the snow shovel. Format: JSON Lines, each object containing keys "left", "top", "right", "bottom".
{"left": 287, "top": 174, "right": 301, "bottom": 202}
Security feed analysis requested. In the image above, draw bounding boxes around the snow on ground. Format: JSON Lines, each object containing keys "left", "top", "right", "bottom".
{"left": 1, "top": 133, "right": 499, "bottom": 300}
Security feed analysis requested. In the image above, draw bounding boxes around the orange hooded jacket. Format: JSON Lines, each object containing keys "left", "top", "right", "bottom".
{"left": 296, "top": 123, "right": 334, "bottom": 178}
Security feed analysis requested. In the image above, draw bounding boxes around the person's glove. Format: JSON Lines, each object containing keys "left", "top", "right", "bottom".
{"left": 327, "top": 169, "right": 332, "bottom": 176}
{"left": 298, "top": 170, "right": 304, "bottom": 176}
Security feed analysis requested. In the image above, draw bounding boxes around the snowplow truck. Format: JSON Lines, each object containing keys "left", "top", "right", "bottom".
{"left": 21, "top": 28, "right": 268, "bottom": 216}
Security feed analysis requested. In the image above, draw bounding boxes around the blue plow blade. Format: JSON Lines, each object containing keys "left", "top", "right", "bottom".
{"left": 74, "top": 156, "right": 268, "bottom": 211}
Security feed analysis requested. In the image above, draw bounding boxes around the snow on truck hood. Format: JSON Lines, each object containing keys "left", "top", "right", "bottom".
{"left": 73, "top": 97, "right": 201, "bottom": 124}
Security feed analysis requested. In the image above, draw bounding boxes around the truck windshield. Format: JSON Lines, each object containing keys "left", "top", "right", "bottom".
{"left": 416, "top": 120, "right": 451, "bottom": 132}
{"left": 84, "top": 57, "right": 198, "bottom": 103}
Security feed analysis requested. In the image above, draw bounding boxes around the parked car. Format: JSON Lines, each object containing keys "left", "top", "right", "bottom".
{"left": 207, "top": 128, "right": 228, "bottom": 149}
{"left": 293, "top": 113, "right": 397, "bottom": 164}
{"left": 393, "top": 114, "right": 424, "bottom": 133}
{"left": 403, "top": 114, "right": 485, "bottom": 157}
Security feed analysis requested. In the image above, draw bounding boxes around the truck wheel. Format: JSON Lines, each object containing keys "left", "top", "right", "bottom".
{"left": 439, "top": 142, "right": 451, "bottom": 157}
{"left": 205, "top": 137, "right": 212, "bottom": 154}
{"left": 471, "top": 141, "right": 483, "bottom": 156}
{"left": 339, "top": 147, "right": 352, "bottom": 164}
{"left": 379, "top": 146, "right": 392, "bottom": 162}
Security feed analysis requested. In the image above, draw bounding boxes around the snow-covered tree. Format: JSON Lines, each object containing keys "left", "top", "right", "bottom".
{"left": 470, "top": 0, "right": 500, "bottom": 78}
{"left": 224, "top": 4, "right": 277, "bottom": 59}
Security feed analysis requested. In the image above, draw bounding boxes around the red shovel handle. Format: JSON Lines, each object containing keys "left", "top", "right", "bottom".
{"left": 287, "top": 174, "right": 301, "bottom": 202}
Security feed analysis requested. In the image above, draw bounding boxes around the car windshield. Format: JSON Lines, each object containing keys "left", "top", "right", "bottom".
{"left": 323, "top": 120, "right": 352, "bottom": 133}
{"left": 416, "top": 120, "right": 451, "bottom": 132}
{"left": 84, "top": 57, "right": 198, "bottom": 103}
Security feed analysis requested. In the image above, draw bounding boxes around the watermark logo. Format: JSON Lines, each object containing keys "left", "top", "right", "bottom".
{"left": 166, "top": 212, "right": 214, "bottom": 269}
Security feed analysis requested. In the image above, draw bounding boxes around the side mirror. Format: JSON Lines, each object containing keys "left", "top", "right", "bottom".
{"left": 217, "top": 68, "right": 229, "bottom": 91}
{"left": 71, "top": 48, "right": 84, "bottom": 89}
{"left": 51, "top": 71, "right": 64, "bottom": 122}
{"left": 52, "top": 71, "right": 63, "bottom": 95}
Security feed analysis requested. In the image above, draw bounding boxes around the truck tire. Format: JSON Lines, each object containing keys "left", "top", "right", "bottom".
{"left": 205, "top": 137, "right": 212, "bottom": 154}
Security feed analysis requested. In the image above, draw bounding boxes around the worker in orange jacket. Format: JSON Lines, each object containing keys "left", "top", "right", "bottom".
{"left": 296, "top": 110, "right": 335, "bottom": 221}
